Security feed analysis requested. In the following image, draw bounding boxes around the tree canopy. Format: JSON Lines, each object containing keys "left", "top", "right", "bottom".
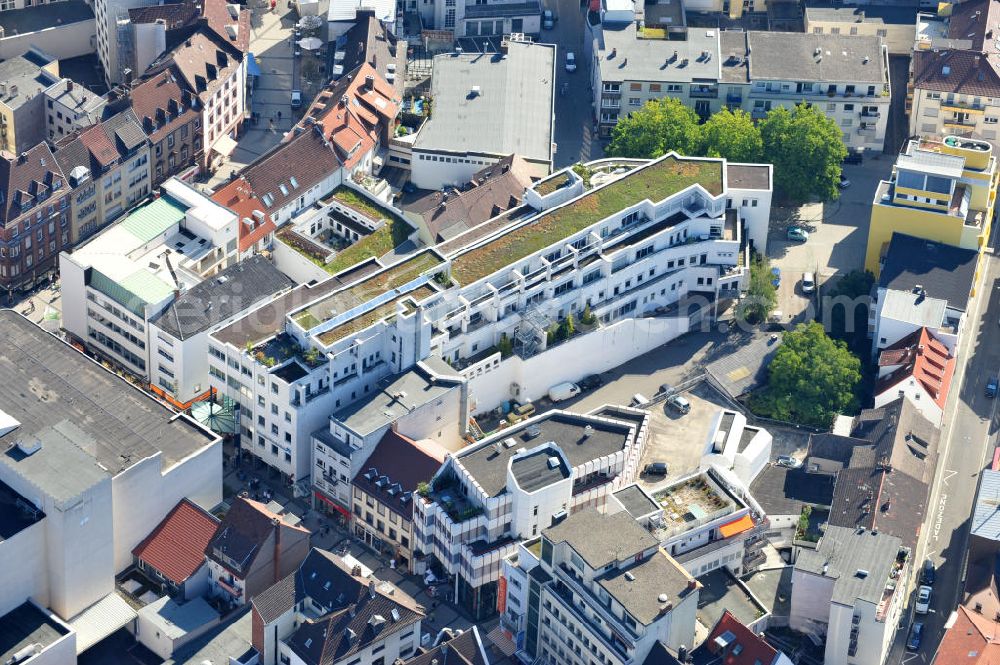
{"left": 606, "top": 98, "right": 702, "bottom": 158}
{"left": 700, "top": 108, "right": 763, "bottom": 163}
{"left": 737, "top": 255, "right": 777, "bottom": 325}
{"left": 750, "top": 321, "right": 862, "bottom": 427}
{"left": 759, "top": 104, "right": 847, "bottom": 203}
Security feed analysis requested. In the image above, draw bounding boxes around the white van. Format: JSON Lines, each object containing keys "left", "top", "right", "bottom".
{"left": 548, "top": 382, "right": 581, "bottom": 402}
{"left": 631, "top": 393, "right": 650, "bottom": 407}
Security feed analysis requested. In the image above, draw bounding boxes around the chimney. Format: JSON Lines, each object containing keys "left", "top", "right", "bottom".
{"left": 67, "top": 80, "right": 74, "bottom": 93}
{"left": 369, "top": 580, "right": 376, "bottom": 598}
{"left": 273, "top": 517, "right": 282, "bottom": 584}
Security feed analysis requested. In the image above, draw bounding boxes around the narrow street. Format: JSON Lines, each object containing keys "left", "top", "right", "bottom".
{"left": 885, "top": 240, "right": 1000, "bottom": 664}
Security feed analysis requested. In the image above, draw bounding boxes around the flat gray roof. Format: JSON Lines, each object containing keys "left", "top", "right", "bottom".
{"left": 333, "top": 357, "right": 464, "bottom": 437}
{"left": 805, "top": 4, "right": 918, "bottom": 26}
{"left": 0, "top": 0, "right": 93, "bottom": 35}
{"left": 0, "top": 602, "right": 68, "bottom": 665}
{"left": 599, "top": 24, "right": 721, "bottom": 84}
{"left": 164, "top": 609, "right": 256, "bottom": 665}
{"left": 796, "top": 525, "right": 903, "bottom": 605}
{"left": 613, "top": 484, "right": 659, "bottom": 518}
{"left": 705, "top": 332, "right": 783, "bottom": 398}
{"left": 415, "top": 41, "right": 554, "bottom": 163}
{"left": 747, "top": 31, "right": 886, "bottom": 84}
{"left": 0, "top": 51, "right": 59, "bottom": 109}
{"left": 455, "top": 411, "right": 634, "bottom": 497}
{"left": 510, "top": 449, "right": 570, "bottom": 493}
{"left": 695, "top": 568, "right": 764, "bottom": 628}
{"left": 0, "top": 312, "right": 218, "bottom": 500}
{"left": 544, "top": 508, "right": 658, "bottom": 570}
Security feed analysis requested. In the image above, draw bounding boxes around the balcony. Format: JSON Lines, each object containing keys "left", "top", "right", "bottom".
{"left": 549, "top": 579, "right": 631, "bottom": 659}
{"left": 216, "top": 577, "right": 242, "bottom": 598}
{"left": 726, "top": 92, "right": 743, "bottom": 104}
{"left": 944, "top": 118, "right": 977, "bottom": 130}
{"left": 690, "top": 87, "right": 719, "bottom": 99}
{"left": 860, "top": 109, "right": 882, "bottom": 118}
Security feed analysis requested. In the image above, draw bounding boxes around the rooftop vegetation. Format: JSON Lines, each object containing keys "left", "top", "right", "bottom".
{"left": 450, "top": 156, "right": 723, "bottom": 285}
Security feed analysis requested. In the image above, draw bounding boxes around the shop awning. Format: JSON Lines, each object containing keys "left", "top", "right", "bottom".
{"left": 315, "top": 490, "right": 351, "bottom": 519}
{"left": 719, "top": 514, "right": 755, "bottom": 539}
{"left": 247, "top": 52, "right": 262, "bottom": 77}
{"left": 212, "top": 134, "right": 238, "bottom": 157}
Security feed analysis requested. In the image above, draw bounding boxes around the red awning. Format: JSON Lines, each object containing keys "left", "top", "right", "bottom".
{"left": 719, "top": 514, "right": 755, "bottom": 538}
{"left": 315, "top": 491, "right": 351, "bottom": 519}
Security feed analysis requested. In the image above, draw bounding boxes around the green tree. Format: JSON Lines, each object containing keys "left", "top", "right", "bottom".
{"left": 700, "top": 108, "right": 763, "bottom": 163}
{"left": 497, "top": 333, "right": 514, "bottom": 358}
{"left": 751, "top": 321, "right": 862, "bottom": 427}
{"left": 606, "top": 98, "right": 703, "bottom": 158}
{"left": 580, "top": 303, "right": 596, "bottom": 325}
{"left": 564, "top": 314, "right": 575, "bottom": 336}
{"left": 759, "top": 104, "right": 847, "bottom": 202}
{"left": 823, "top": 270, "right": 874, "bottom": 355}
{"left": 737, "top": 255, "right": 777, "bottom": 325}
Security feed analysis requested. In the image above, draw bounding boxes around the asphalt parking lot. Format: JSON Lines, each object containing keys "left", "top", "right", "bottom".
{"left": 767, "top": 156, "right": 894, "bottom": 322}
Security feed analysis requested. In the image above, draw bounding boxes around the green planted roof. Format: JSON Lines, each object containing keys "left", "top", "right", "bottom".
{"left": 450, "top": 156, "right": 724, "bottom": 285}
{"left": 121, "top": 196, "right": 186, "bottom": 244}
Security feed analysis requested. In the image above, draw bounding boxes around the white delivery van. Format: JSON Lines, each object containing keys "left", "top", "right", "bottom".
{"left": 548, "top": 382, "right": 581, "bottom": 402}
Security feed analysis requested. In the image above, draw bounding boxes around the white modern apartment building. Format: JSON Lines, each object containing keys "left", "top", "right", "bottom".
{"left": 791, "top": 525, "right": 911, "bottom": 665}
{"left": 501, "top": 509, "right": 699, "bottom": 665}
{"left": 94, "top": 0, "right": 157, "bottom": 85}
{"left": 415, "top": 408, "right": 650, "bottom": 619}
{"left": 588, "top": 12, "right": 891, "bottom": 151}
{"left": 60, "top": 177, "right": 240, "bottom": 380}
{"left": 147, "top": 255, "right": 294, "bottom": 409}
{"left": 207, "top": 153, "right": 772, "bottom": 501}
{"left": 0, "top": 311, "right": 220, "bottom": 644}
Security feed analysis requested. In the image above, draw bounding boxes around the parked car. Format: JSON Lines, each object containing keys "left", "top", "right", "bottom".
{"left": 838, "top": 173, "right": 851, "bottom": 189}
{"left": 843, "top": 149, "right": 864, "bottom": 165}
{"left": 542, "top": 9, "right": 554, "bottom": 28}
{"left": 801, "top": 272, "right": 816, "bottom": 294}
{"left": 921, "top": 559, "right": 936, "bottom": 586}
{"left": 915, "top": 585, "right": 932, "bottom": 614}
{"left": 907, "top": 622, "right": 923, "bottom": 650}
{"left": 565, "top": 52, "right": 577, "bottom": 72}
{"left": 776, "top": 455, "right": 802, "bottom": 469}
{"left": 507, "top": 401, "right": 536, "bottom": 423}
{"left": 787, "top": 226, "right": 809, "bottom": 242}
{"left": 771, "top": 266, "right": 781, "bottom": 288}
{"left": 645, "top": 461, "right": 668, "bottom": 475}
{"left": 548, "top": 382, "right": 581, "bottom": 402}
{"left": 988, "top": 376, "right": 998, "bottom": 399}
{"left": 631, "top": 393, "right": 650, "bottom": 407}
{"left": 666, "top": 394, "right": 691, "bottom": 414}
{"left": 291, "top": 90, "right": 302, "bottom": 108}
{"left": 580, "top": 374, "right": 603, "bottom": 391}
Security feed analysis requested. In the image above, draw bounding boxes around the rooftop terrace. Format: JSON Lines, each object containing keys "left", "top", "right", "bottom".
{"left": 654, "top": 472, "right": 737, "bottom": 530}
{"left": 448, "top": 155, "right": 725, "bottom": 285}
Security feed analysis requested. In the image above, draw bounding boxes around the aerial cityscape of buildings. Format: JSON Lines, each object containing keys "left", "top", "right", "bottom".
{"left": 0, "top": 0, "right": 996, "bottom": 663}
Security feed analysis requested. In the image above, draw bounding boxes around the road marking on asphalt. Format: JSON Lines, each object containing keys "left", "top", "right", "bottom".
{"left": 901, "top": 653, "right": 920, "bottom": 664}
{"left": 933, "top": 492, "right": 948, "bottom": 542}
{"left": 941, "top": 469, "right": 957, "bottom": 486}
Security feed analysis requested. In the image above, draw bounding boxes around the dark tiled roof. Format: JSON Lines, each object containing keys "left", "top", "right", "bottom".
{"left": 167, "top": 28, "right": 243, "bottom": 101}
{"left": 150, "top": 255, "right": 294, "bottom": 340}
{"left": 206, "top": 497, "right": 310, "bottom": 577}
{"left": 128, "top": 1, "right": 199, "bottom": 27}
{"left": 241, "top": 127, "right": 341, "bottom": 215}
{"left": 129, "top": 66, "right": 199, "bottom": 144}
{"left": 0, "top": 144, "right": 67, "bottom": 225}
{"left": 749, "top": 465, "right": 835, "bottom": 516}
{"left": 403, "top": 155, "right": 533, "bottom": 242}
{"left": 403, "top": 628, "right": 488, "bottom": 665}
{"left": 879, "top": 232, "right": 978, "bottom": 311}
{"left": 826, "top": 398, "right": 939, "bottom": 549}
{"left": 132, "top": 498, "right": 219, "bottom": 585}
{"left": 340, "top": 11, "right": 407, "bottom": 96}
{"left": 352, "top": 431, "right": 444, "bottom": 520}
{"left": 202, "top": 0, "right": 251, "bottom": 53}
{"left": 912, "top": 49, "right": 1000, "bottom": 97}
{"left": 947, "top": 0, "right": 1000, "bottom": 49}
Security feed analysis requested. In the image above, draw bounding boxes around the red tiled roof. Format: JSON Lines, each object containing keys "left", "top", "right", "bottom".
{"left": 239, "top": 126, "right": 341, "bottom": 215}
{"left": 133, "top": 498, "right": 220, "bottom": 585}
{"left": 876, "top": 327, "right": 956, "bottom": 409}
{"left": 212, "top": 176, "right": 276, "bottom": 252}
{"left": 352, "top": 431, "right": 446, "bottom": 519}
{"left": 298, "top": 63, "right": 399, "bottom": 169}
{"left": 935, "top": 606, "right": 1000, "bottom": 665}
{"left": 912, "top": 49, "right": 1000, "bottom": 97}
{"left": 130, "top": 66, "right": 199, "bottom": 144}
{"left": 202, "top": 0, "right": 251, "bottom": 53}
{"left": 704, "top": 611, "right": 778, "bottom": 665}
{"left": 77, "top": 124, "right": 120, "bottom": 169}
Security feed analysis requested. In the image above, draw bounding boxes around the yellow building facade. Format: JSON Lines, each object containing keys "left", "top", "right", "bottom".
{"left": 866, "top": 136, "right": 997, "bottom": 283}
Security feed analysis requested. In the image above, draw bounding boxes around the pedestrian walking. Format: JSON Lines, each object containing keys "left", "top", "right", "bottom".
{"left": 269, "top": 118, "right": 275, "bottom": 132}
